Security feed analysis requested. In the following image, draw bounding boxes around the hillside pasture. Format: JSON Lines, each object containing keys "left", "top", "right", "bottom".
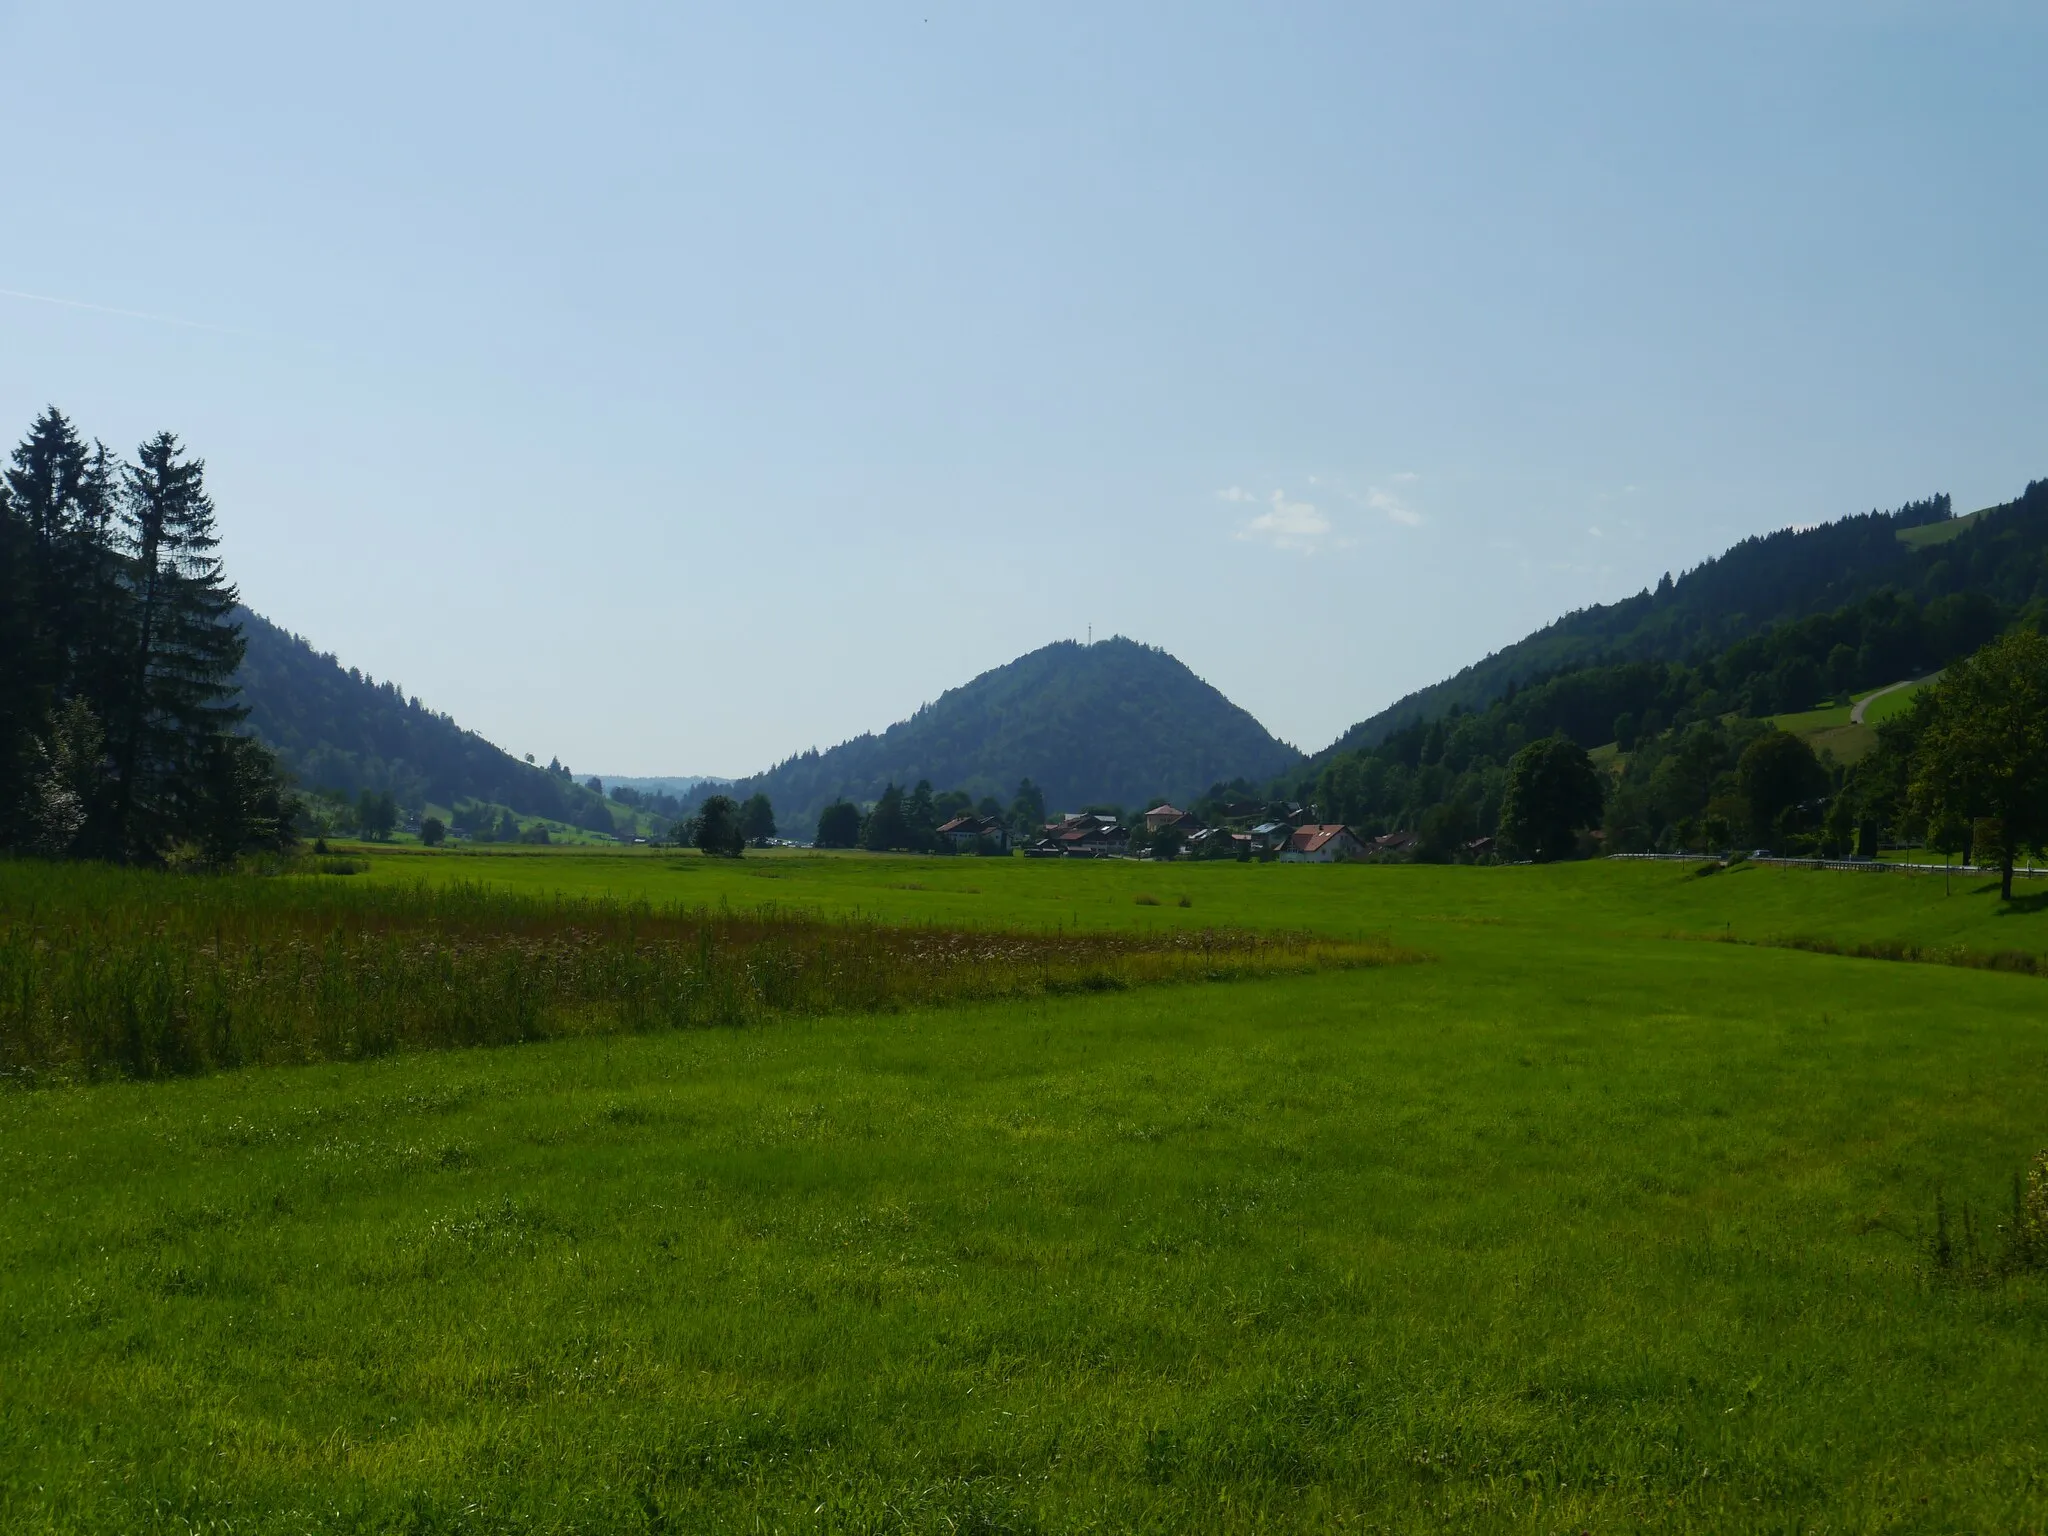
{"left": 3, "top": 854, "right": 2047, "bottom": 1532}
{"left": 1765, "top": 677, "right": 1931, "bottom": 765}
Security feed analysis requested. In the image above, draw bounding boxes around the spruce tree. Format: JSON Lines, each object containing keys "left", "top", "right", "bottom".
{"left": 739, "top": 792, "right": 776, "bottom": 846}
{"left": 3, "top": 411, "right": 124, "bottom": 704}
{"left": 862, "top": 783, "right": 910, "bottom": 851}
{"left": 905, "top": 780, "right": 937, "bottom": 851}
{"left": 2, "top": 410, "right": 95, "bottom": 845}
{"left": 0, "top": 472, "right": 32, "bottom": 845}
{"left": 110, "top": 433, "right": 249, "bottom": 857}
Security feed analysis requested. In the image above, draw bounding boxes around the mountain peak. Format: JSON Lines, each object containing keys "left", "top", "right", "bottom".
{"left": 720, "top": 637, "right": 1300, "bottom": 833}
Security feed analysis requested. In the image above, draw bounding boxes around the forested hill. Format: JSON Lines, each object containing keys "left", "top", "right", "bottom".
{"left": 709, "top": 638, "right": 1302, "bottom": 834}
{"left": 233, "top": 607, "right": 601, "bottom": 821}
{"left": 1320, "top": 489, "right": 1976, "bottom": 760}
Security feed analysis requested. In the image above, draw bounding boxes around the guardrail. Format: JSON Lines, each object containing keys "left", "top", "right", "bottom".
{"left": 1606, "top": 852, "right": 2048, "bottom": 878}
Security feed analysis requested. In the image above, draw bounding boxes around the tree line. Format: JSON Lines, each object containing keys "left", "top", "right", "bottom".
{"left": 2, "top": 408, "right": 292, "bottom": 863}
{"left": 673, "top": 779, "right": 1055, "bottom": 856}
{"left": 817, "top": 778, "right": 1047, "bottom": 853}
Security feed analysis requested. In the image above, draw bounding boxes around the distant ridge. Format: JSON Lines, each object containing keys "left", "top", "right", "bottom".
{"left": 707, "top": 637, "right": 1301, "bottom": 835}
{"left": 595, "top": 775, "right": 729, "bottom": 797}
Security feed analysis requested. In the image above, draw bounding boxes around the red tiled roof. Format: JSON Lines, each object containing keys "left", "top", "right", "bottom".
{"left": 1286, "top": 824, "right": 1355, "bottom": 854}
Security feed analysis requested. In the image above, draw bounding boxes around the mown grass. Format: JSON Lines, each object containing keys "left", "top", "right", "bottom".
{"left": 0, "top": 861, "right": 1403, "bottom": 1082}
{"left": 332, "top": 838, "right": 2048, "bottom": 962}
{"left": 3, "top": 854, "right": 2047, "bottom": 1531}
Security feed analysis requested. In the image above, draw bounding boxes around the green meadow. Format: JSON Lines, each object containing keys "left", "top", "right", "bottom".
{"left": 4, "top": 851, "right": 2047, "bottom": 1532}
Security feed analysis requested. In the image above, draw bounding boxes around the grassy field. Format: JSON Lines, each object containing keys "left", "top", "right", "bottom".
{"left": 1767, "top": 680, "right": 1928, "bottom": 766}
{"left": 4, "top": 852, "right": 2047, "bottom": 1532}
{"left": 1896, "top": 509, "right": 1991, "bottom": 549}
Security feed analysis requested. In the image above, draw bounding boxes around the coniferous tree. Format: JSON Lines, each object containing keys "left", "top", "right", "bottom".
{"left": 110, "top": 433, "right": 251, "bottom": 858}
{"left": 1009, "top": 778, "right": 1046, "bottom": 835}
{"left": 905, "top": 779, "right": 938, "bottom": 852}
{"left": 862, "top": 783, "right": 910, "bottom": 851}
{"left": 0, "top": 472, "right": 32, "bottom": 843}
{"left": 738, "top": 792, "right": 776, "bottom": 846}
{"left": 3, "top": 411, "right": 89, "bottom": 841}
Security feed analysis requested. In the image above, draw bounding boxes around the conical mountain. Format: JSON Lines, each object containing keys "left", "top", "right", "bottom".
{"left": 724, "top": 637, "right": 1300, "bottom": 833}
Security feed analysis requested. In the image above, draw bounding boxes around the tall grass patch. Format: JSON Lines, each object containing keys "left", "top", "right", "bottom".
{"left": 0, "top": 860, "right": 1411, "bottom": 1080}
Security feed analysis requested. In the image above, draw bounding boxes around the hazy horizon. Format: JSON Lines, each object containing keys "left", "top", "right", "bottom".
{"left": 5, "top": 2, "right": 2043, "bottom": 777}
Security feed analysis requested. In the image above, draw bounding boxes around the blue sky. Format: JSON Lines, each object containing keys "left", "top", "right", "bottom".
{"left": 3, "top": 1, "right": 2043, "bottom": 775}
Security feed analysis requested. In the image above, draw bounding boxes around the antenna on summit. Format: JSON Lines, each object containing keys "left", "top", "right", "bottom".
{"left": 1087, "top": 624, "right": 1092, "bottom": 646}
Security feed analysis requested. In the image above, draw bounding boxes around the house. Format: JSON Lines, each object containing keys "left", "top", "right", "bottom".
{"left": 1248, "top": 820, "right": 1296, "bottom": 854}
{"left": 1037, "top": 813, "right": 1130, "bottom": 858}
{"left": 1367, "top": 831, "right": 1415, "bottom": 857}
{"left": 936, "top": 814, "right": 1012, "bottom": 854}
{"left": 1279, "top": 824, "right": 1368, "bottom": 863}
{"left": 1144, "top": 803, "right": 1190, "bottom": 834}
{"left": 1183, "top": 827, "right": 1251, "bottom": 861}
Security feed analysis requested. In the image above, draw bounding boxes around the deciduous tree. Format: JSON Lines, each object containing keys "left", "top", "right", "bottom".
{"left": 1909, "top": 629, "right": 2048, "bottom": 900}
{"left": 694, "top": 794, "right": 746, "bottom": 857}
{"left": 1736, "top": 730, "right": 1826, "bottom": 846}
{"left": 1498, "top": 736, "right": 1603, "bottom": 862}
{"left": 815, "top": 800, "right": 861, "bottom": 848}
{"left": 739, "top": 792, "right": 777, "bottom": 846}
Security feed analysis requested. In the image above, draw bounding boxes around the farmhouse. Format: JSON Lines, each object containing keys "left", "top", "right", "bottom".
{"left": 1144, "top": 803, "right": 1200, "bottom": 834}
{"left": 936, "top": 815, "right": 1012, "bottom": 853}
{"left": 1249, "top": 820, "right": 1296, "bottom": 854}
{"left": 1280, "top": 824, "right": 1367, "bottom": 863}
{"left": 1028, "top": 813, "right": 1131, "bottom": 858}
{"left": 1183, "top": 827, "right": 1252, "bottom": 860}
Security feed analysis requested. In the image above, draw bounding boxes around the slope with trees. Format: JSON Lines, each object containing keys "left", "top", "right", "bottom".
{"left": 1299, "top": 477, "right": 2048, "bottom": 860}
{"left": 1318, "top": 485, "right": 2048, "bottom": 760}
{"left": 234, "top": 610, "right": 651, "bottom": 837}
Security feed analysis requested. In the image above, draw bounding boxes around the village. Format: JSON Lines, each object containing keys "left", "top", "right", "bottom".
{"left": 929, "top": 803, "right": 1443, "bottom": 862}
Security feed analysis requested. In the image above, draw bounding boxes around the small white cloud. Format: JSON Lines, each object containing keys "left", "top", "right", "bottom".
{"left": 1588, "top": 525, "right": 1604, "bottom": 538}
{"left": 1391, "top": 471, "right": 1420, "bottom": 484}
{"left": 1368, "top": 486, "right": 1423, "bottom": 527}
{"left": 1214, "top": 485, "right": 1256, "bottom": 504}
{"left": 1235, "top": 489, "right": 1330, "bottom": 552}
